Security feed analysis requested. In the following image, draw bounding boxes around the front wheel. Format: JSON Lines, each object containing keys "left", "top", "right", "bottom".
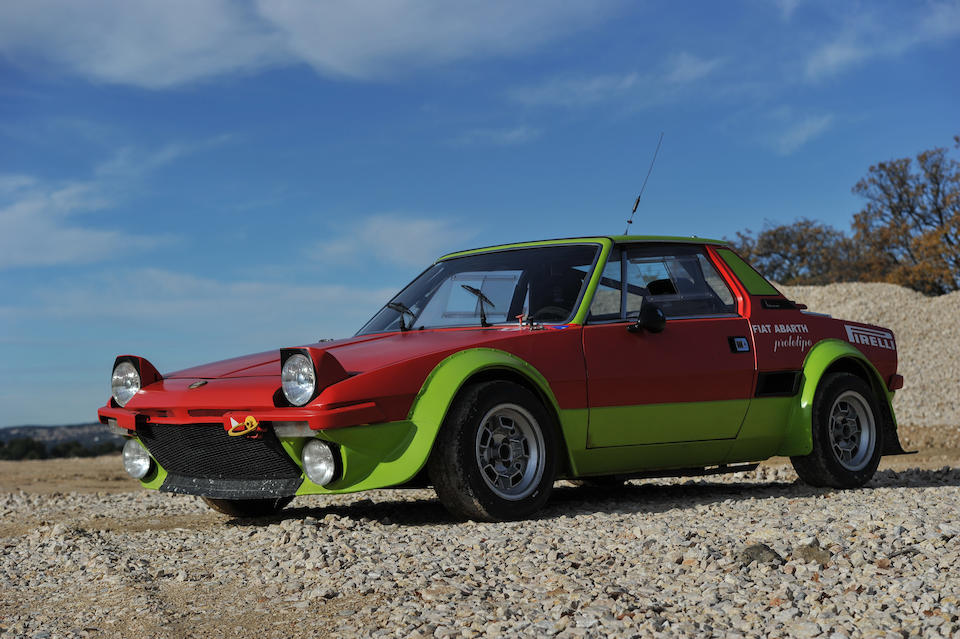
{"left": 202, "top": 496, "right": 293, "bottom": 518}
{"left": 428, "top": 381, "right": 559, "bottom": 521}
{"left": 791, "top": 372, "right": 883, "bottom": 488}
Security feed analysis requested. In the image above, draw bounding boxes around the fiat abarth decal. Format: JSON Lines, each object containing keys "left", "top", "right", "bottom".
{"left": 99, "top": 236, "right": 910, "bottom": 521}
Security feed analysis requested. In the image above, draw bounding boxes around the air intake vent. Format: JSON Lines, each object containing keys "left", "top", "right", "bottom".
{"left": 136, "top": 423, "right": 302, "bottom": 481}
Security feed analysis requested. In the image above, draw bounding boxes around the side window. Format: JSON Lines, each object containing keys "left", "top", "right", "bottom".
{"left": 588, "top": 250, "right": 622, "bottom": 320}
{"left": 698, "top": 254, "right": 735, "bottom": 307}
{"left": 625, "top": 246, "right": 737, "bottom": 319}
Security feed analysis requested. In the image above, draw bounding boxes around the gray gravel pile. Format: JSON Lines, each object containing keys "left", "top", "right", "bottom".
{"left": 2, "top": 467, "right": 959, "bottom": 638}
{"left": 779, "top": 282, "right": 960, "bottom": 428}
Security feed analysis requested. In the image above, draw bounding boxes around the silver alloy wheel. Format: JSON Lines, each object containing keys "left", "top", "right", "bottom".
{"left": 474, "top": 403, "right": 545, "bottom": 501}
{"left": 828, "top": 390, "right": 876, "bottom": 471}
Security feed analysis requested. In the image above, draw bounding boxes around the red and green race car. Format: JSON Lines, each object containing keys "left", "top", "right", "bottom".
{"left": 99, "top": 236, "right": 909, "bottom": 521}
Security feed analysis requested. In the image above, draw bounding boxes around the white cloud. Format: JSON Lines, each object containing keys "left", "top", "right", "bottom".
{"left": 0, "top": 0, "right": 284, "bottom": 89}
{"left": 314, "top": 214, "right": 474, "bottom": 267}
{"left": 0, "top": 175, "right": 37, "bottom": 194}
{"left": 95, "top": 135, "right": 233, "bottom": 179}
{"left": 508, "top": 52, "right": 723, "bottom": 108}
{"left": 452, "top": 126, "right": 542, "bottom": 147}
{"left": 509, "top": 72, "right": 640, "bottom": 108}
{"left": 23, "top": 268, "right": 394, "bottom": 329}
{"left": 773, "top": 0, "right": 803, "bottom": 21}
{"left": 804, "top": 2, "right": 960, "bottom": 81}
{"left": 0, "top": 178, "right": 161, "bottom": 269}
{"left": 804, "top": 41, "right": 871, "bottom": 81}
{"left": 0, "top": 138, "right": 226, "bottom": 269}
{"left": 0, "top": 0, "right": 621, "bottom": 88}
{"left": 663, "top": 52, "right": 724, "bottom": 85}
{"left": 769, "top": 113, "right": 834, "bottom": 155}
{"left": 258, "top": 1, "right": 620, "bottom": 79}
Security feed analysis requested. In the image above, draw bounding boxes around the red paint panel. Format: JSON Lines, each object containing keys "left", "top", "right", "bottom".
{"left": 748, "top": 307, "right": 898, "bottom": 382}
{"left": 166, "top": 350, "right": 280, "bottom": 379}
{"left": 583, "top": 317, "right": 755, "bottom": 406}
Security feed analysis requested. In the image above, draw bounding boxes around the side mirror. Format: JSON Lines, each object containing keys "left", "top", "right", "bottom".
{"left": 627, "top": 303, "right": 666, "bottom": 334}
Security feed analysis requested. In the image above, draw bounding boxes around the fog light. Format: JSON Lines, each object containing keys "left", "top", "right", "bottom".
{"left": 302, "top": 439, "right": 339, "bottom": 486}
{"left": 122, "top": 439, "right": 152, "bottom": 479}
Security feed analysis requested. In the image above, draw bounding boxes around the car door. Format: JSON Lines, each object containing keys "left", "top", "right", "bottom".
{"left": 583, "top": 244, "right": 756, "bottom": 447}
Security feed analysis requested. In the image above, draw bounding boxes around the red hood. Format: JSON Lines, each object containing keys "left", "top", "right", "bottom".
{"left": 164, "top": 328, "right": 522, "bottom": 379}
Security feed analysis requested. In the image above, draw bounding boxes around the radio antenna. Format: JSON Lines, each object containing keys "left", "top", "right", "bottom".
{"left": 624, "top": 131, "right": 664, "bottom": 235}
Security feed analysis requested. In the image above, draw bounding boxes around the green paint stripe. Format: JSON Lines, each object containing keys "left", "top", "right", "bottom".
{"left": 438, "top": 238, "right": 608, "bottom": 261}
{"left": 608, "top": 235, "right": 728, "bottom": 245}
{"left": 586, "top": 399, "right": 750, "bottom": 448}
{"left": 437, "top": 236, "right": 727, "bottom": 262}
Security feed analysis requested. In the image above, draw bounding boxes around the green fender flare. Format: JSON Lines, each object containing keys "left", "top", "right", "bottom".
{"left": 296, "top": 347, "right": 568, "bottom": 494}
{"left": 405, "top": 346, "right": 565, "bottom": 464}
{"left": 777, "top": 338, "right": 897, "bottom": 457}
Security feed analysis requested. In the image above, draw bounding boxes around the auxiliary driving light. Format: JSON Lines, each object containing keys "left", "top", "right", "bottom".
{"left": 302, "top": 439, "right": 339, "bottom": 486}
{"left": 122, "top": 439, "right": 152, "bottom": 479}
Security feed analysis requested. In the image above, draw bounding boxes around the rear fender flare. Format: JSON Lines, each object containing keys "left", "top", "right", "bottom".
{"left": 777, "top": 338, "right": 895, "bottom": 456}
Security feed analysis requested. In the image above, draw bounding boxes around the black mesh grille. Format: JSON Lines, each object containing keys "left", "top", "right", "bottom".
{"left": 137, "top": 423, "right": 302, "bottom": 480}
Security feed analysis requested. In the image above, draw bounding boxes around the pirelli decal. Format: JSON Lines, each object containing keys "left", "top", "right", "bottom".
{"left": 845, "top": 325, "right": 895, "bottom": 350}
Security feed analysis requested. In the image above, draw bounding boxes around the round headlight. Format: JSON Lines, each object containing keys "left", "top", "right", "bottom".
{"left": 282, "top": 353, "right": 316, "bottom": 406}
{"left": 122, "top": 439, "right": 152, "bottom": 479}
{"left": 302, "top": 439, "right": 338, "bottom": 486}
{"left": 112, "top": 361, "right": 141, "bottom": 407}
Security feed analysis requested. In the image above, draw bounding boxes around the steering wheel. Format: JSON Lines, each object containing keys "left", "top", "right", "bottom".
{"left": 529, "top": 306, "right": 570, "bottom": 322}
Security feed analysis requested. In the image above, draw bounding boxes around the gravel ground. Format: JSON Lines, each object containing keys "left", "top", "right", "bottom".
{"left": 2, "top": 459, "right": 959, "bottom": 638}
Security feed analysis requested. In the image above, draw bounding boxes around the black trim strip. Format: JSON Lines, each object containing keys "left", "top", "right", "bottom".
{"left": 760, "top": 298, "right": 807, "bottom": 310}
{"left": 755, "top": 371, "right": 803, "bottom": 397}
{"left": 160, "top": 474, "right": 303, "bottom": 499}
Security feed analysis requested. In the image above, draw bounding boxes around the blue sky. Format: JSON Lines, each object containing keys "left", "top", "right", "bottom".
{"left": 1, "top": 0, "right": 958, "bottom": 426}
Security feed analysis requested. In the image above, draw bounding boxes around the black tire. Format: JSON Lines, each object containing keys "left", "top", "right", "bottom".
{"left": 428, "top": 381, "right": 559, "bottom": 521}
{"left": 791, "top": 372, "right": 884, "bottom": 488}
{"left": 202, "top": 496, "right": 293, "bottom": 517}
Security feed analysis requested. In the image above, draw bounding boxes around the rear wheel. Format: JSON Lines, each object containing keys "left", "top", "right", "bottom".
{"left": 202, "top": 496, "right": 293, "bottom": 517}
{"left": 791, "top": 372, "right": 883, "bottom": 488}
{"left": 428, "top": 381, "right": 559, "bottom": 521}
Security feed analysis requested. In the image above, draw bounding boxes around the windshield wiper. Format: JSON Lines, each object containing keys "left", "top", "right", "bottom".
{"left": 386, "top": 301, "right": 415, "bottom": 332}
{"left": 460, "top": 285, "right": 495, "bottom": 328}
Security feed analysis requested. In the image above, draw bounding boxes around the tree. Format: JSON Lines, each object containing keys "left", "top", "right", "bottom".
{"left": 0, "top": 438, "right": 48, "bottom": 460}
{"left": 730, "top": 135, "right": 960, "bottom": 295}
{"left": 851, "top": 136, "right": 960, "bottom": 295}
{"left": 729, "top": 218, "right": 864, "bottom": 286}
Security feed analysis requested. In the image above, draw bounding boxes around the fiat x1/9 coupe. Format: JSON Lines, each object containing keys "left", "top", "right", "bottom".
{"left": 99, "top": 237, "right": 908, "bottom": 521}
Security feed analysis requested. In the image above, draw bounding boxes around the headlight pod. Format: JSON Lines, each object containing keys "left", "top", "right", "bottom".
{"left": 112, "top": 361, "right": 141, "bottom": 407}
{"left": 110, "top": 356, "right": 162, "bottom": 408}
{"left": 277, "top": 347, "right": 349, "bottom": 408}
{"left": 282, "top": 353, "right": 317, "bottom": 406}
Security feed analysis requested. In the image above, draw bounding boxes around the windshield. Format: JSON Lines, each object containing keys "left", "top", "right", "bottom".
{"left": 356, "top": 244, "right": 601, "bottom": 335}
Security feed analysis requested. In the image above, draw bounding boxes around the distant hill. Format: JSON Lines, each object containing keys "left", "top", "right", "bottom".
{"left": 0, "top": 422, "right": 123, "bottom": 452}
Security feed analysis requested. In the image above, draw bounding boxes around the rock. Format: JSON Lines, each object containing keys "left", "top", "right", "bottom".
{"left": 793, "top": 540, "right": 833, "bottom": 566}
{"left": 737, "top": 543, "right": 784, "bottom": 566}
